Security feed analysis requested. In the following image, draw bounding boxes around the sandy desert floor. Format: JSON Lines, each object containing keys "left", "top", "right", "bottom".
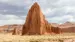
{"left": 0, "top": 33, "right": 75, "bottom": 42}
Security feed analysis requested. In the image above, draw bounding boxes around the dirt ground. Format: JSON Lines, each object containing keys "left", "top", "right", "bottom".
{"left": 0, "top": 33, "right": 75, "bottom": 42}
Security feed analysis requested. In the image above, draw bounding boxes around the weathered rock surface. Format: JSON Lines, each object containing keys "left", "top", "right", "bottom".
{"left": 12, "top": 28, "right": 16, "bottom": 35}
{"left": 22, "top": 2, "right": 52, "bottom": 35}
{"left": 11, "top": 24, "right": 22, "bottom": 35}
{"left": 51, "top": 22, "right": 75, "bottom": 33}
{"left": 59, "top": 22, "right": 75, "bottom": 33}
{"left": 12, "top": 27, "right": 22, "bottom": 35}
{"left": 0, "top": 24, "right": 22, "bottom": 33}
{"left": 51, "top": 23, "right": 61, "bottom": 34}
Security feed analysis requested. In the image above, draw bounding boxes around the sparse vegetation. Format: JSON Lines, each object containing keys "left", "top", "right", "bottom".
{"left": 0, "top": 33, "right": 75, "bottom": 42}
{"left": 59, "top": 39, "right": 63, "bottom": 42}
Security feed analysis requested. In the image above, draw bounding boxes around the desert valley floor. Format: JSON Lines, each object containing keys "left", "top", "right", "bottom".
{"left": 0, "top": 33, "right": 75, "bottom": 42}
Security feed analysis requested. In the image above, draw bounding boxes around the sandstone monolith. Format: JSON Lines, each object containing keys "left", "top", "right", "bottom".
{"left": 22, "top": 2, "right": 52, "bottom": 35}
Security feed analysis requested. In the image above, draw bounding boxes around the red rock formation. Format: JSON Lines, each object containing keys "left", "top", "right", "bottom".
{"left": 12, "top": 28, "right": 16, "bottom": 35}
{"left": 22, "top": 2, "right": 52, "bottom": 35}
{"left": 0, "top": 24, "right": 22, "bottom": 33}
{"left": 51, "top": 26, "right": 61, "bottom": 34}
{"left": 51, "top": 23, "right": 61, "bottom": 34}
{"left": 12, "top": 27, "right": 22, "bottom": 35}
{"left": 12, "top": 24, "right": 22, "bottom": 35}
{"left": 51, "top": 22, "right": 75, "bottom": 33}
{"left": 59, "top": 22, "right": 75, "bottom": 33}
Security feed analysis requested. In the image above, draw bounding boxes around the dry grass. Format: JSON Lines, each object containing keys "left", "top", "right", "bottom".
{"left": 0, "top": 33, "right": 75, "bottom": 42}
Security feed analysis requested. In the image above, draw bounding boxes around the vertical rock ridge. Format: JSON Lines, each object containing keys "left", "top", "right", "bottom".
{"left": 22, "top": 2, "right": 52, "bottom": 35}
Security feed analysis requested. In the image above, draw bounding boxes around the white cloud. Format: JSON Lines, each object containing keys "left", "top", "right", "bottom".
{"left": 0, "top": 19, "right": 24, "bottom": 26}
{"left": 47, "top": 15, "right": 75, "bottom": 23}
{"left": 5, "top": 15, "right": 19, "bottom": 19}
{"left": 42, "top": 8, "right": 52, "bottom": 15}
{"left": 0, "top": 14, "right": 25, "bottom": 26}
{"left": 0, "top": 0, "right": 9, "bottom": 2}
{"left": 0, "top": 0, "right": 25, "bottom": 6}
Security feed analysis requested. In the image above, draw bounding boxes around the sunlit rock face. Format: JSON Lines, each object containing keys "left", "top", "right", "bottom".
{"left": 22, "top": 2, "right": 52, "bottom": 35}
{"left": 59, "top": 22, "right": 75, "bottom": 33}
{"left": 51, "top": 23, "right": 61, "bottom": 34}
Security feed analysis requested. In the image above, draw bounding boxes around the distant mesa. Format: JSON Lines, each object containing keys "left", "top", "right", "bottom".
{"left": 0, "top": 24, "right": 22, "bottom": 34}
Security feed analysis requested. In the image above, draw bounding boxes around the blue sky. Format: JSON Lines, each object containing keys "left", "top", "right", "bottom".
{"left": 0, "top": 0, "right": 75, "bottom": 25}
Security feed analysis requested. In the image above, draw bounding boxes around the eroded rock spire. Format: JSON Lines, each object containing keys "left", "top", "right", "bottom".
{"left": 22, "top": 2, "right": 52, "bottom": 35}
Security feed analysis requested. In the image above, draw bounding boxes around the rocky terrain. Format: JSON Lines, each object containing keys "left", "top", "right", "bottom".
{"left": 0, "top": 24, "right": 22, "bottom": 33}
{"left": 51, "top": 22, "right": 75, "bottom": 33}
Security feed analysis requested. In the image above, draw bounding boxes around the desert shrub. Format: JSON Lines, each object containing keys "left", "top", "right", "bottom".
{"left": 29, "top": 39, "right": 42, "bottom": 42}
{"left": 30, "top": 40, "right": 39, "bottom": 42}
{"left": 59, "top": 39, "right": 63, "bottom": 42}
{"left": 30, "top": 40, "right": 42, "bottom": 42}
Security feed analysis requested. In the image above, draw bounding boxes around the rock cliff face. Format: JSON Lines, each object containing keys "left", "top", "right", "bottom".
{"left": 22, "top": 2, "right": 52, "bottom": 35}
{"left": 12, "top": 28, "right": 16, "bottom": 35}
{"left": 51, "top": 23, "right": 61, "bottom": 34}
{"left": 59, "top": 22, "right": 75, "bottom": 33}
{"left": 51, "top": 22, "right": 75, "bottom": 33}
